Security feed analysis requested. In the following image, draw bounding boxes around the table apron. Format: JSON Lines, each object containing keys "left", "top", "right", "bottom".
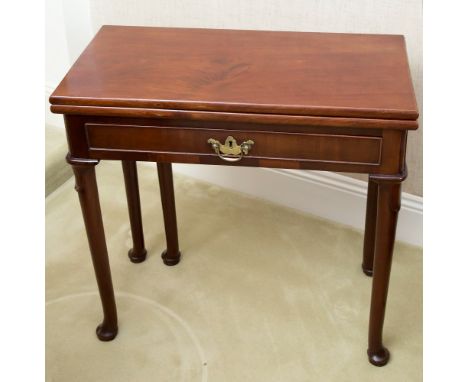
{"left": 64, "top": 117, "right": 406, "bottom": 175}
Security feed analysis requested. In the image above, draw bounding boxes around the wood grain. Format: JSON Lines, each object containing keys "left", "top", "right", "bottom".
{"left": 157, "top": 163, "right": 181, "bottom": 266}
{"left": 122, "top": 160, "right": 147, "bottom": 263}
{"left": 50, "top": 26, "right": 418, "bottom": 123}
{"left": 67, "top": 155, "right": 118, "bottom": 341}
{"left": 85, "top": 123, "right": 382, "bottom": 165}
{"left": 52, "top": 105, "right": 418, "bottom": 130}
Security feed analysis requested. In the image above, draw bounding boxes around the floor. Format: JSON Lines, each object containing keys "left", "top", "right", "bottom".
{"left": 45, "top": 125, "right": 72, "bottom": 197}
{"left": 45, "top": 159, "right": 422, "bottom": 382}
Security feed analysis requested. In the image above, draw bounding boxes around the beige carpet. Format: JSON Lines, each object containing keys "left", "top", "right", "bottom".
{"left": 45, "top": 161, "right": 422, "bottom": 382}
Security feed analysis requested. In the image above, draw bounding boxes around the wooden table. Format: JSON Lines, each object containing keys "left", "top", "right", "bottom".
{"left": 50, "top": 26, "right": 418, "bottom": 367}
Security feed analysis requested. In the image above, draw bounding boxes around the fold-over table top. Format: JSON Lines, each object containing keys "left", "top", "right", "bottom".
{"left": 50, "top": 25, "right": 418, "bottom": 123}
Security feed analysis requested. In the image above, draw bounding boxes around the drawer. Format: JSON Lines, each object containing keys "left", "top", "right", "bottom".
{"left": 85, "top": 123, "right": 382, "bottom": 166}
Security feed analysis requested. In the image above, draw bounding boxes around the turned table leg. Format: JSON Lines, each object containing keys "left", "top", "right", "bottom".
{"left": 122, "top": 160, "right": 147, "bottom": 263}
{"left": 367, "top": 179, "right": 401, "bottom": 366}
{"left": 67, "top": 155, "right": 118, "bottom": 341}
{"left": 362, "top": 177, "right": 378, "bottom": 276}
{"left": 157, "top": 163, "right": 181, "bottom": 265}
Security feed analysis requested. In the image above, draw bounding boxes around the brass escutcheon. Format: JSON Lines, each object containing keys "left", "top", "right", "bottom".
{"left": 207, "top": 136, "right": 254, "bottom": 162}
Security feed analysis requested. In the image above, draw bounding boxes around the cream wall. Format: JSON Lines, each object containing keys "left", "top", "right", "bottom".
{"left": 45, "top": 0, "right": 93, "bottom": 127}
{"left": 88, "top": 0, "right": 423, "bottom": 196}
{"left": 45, "top": 0, "right": 69, "bottom": 85}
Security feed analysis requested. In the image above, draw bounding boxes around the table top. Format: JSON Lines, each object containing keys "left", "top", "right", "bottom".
{"left": 50, "top": 25, "right": 418, "bottom": 122}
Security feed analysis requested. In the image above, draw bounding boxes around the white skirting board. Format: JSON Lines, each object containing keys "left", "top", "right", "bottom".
{"left": 172, "top": 164, "right": 423, "bottom": 247}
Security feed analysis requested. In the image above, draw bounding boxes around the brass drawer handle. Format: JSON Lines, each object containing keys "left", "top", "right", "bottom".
{"left": 207, "top": 136, "right": 254, "bottom": 162}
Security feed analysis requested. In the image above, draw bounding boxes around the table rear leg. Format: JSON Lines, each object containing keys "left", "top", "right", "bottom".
{"left": 122, "top": 160, "right": 147, "bottom": 263}
{"left": 68, "top": 155, "right": 118, "bottom": 341}
{"left": 367, "top": 180, "right": 401, "bottom": 366}
{"left": 362, "top": 178, "right": 378, "bottom": 276}
{"left": 157, "top": 163, "right": 181, "bottom": 265}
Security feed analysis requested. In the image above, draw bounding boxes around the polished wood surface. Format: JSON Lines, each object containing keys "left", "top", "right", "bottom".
{"left": 122, "top": 160, "right": 147, "bottom": 263}
{"left": 157, "top": 163, "right": 181, "bottom": 266}
{"left": 67, "top": 155, "right": 118, "bottom": 341}
{"left": 367, "top": 179, "right": 402, "bottom": 366}
{"left": 86, "top": 123, "right": 382, "bottom": 166}
{"left": 52, "top": 26, "right": 419, "bottom": 367}
{"left": 63, "top": 114, "right": 406, "bottom": 175}
{"left": 53, "top": 105, "right": 418, "bottom": 130}
{"left": 362, "top": 178, "right": 379, "bottom": 276}
{"left": 50, "top": 25, "right": 418, "bottom": 123}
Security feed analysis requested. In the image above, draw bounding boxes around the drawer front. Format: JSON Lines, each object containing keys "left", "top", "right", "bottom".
{"left": 85, "top": 123, "right": 382, "bottom": 166}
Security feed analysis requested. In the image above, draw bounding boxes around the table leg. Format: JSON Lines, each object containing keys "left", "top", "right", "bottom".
{"left": 362, "top": 178, "right": 378, "bottom": 276}
{"left": 367, "top": 180, "right": 401, "bottom": 366}
{"left": 122, "top": 160, "right": 147, "bottom": 263}
{"left": 157, "top": 163, "right": 181, "bottom": 265}
{"left": 67, "top": 155, "right": 118, "bottom": 341}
